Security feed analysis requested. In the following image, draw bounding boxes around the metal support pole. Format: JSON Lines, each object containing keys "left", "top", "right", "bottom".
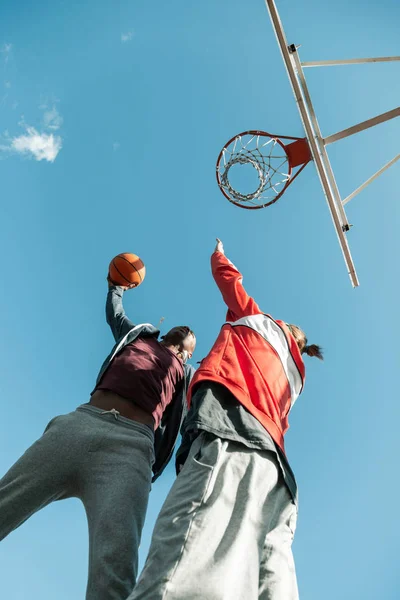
{"left": 264, "top": 0, "right": 359, "bottom": 286}
{"left": 302, "top": 56, "right": 400, "bottom": 67}
{"left": 343, "top": 154, "right": 400, "bottom": 205}
{"left": 290, "top": 50, "right": 350, "bottom": 229}
{"left": 324, "top": 107, "right": 400, "bottom": 145}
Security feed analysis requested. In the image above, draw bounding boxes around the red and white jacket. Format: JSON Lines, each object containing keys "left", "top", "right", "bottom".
{"left": 188, "top": 251, "right": 305, "bottom": 454}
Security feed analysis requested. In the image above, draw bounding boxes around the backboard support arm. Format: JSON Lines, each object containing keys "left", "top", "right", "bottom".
{"left": 343, "top": 154, "right": 400, "bottom": 205}
{"left": 324, "top": 108, "right": 400, "bottom": 145}
{"left": 302, "top": 56, "right": 400, "bottom": 68}
{"left": 265, "top": 0, "right": 359, "bottom": 287}
{"left": 264, "top": 0, "right": 399, "bottom": 288}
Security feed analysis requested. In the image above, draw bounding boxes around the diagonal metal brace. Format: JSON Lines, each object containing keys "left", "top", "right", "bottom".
{"left": 324, "top": 107, "right": 400, "bottom": 145}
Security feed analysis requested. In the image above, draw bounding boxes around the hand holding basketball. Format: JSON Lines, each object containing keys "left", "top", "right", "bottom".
{"left": 108, "top": 253, "right": 146, "bottom": 289}
{"left": 107, "top": 276, "right": 134, "bottom": 291}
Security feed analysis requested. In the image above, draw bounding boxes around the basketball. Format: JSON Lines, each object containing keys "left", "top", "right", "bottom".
{"left": 108, "top": 253, "right": 146, "bottom": 287}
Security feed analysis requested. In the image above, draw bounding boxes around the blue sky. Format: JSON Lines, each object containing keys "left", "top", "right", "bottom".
{"left": 0, "top": 0, "right": 399, "bottom": 598}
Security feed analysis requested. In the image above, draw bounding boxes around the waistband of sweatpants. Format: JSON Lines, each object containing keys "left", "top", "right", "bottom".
{"left": 76, "top": 403, "right": 155, "bottom": 442}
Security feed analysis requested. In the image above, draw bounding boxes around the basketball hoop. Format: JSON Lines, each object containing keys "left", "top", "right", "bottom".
{"left": 216, "top": 130, "right": 311, "bottom": 209}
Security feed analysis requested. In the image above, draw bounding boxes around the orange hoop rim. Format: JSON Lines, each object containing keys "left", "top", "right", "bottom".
{"left": 216, "top": 130, "right": 311, "bottom": 210}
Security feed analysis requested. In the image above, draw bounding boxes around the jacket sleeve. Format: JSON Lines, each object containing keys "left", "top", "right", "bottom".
{"left": 174, "top": 364, "right": 198, "bottom": 476}
{"left": 152, "top": 363, "right": 196, "bottom": 482}
{"left": 211, "top": 251, "right": 261, "bottom": 320}
{"left": 174, "top": 428, "right": 193, "bottom": 476}
{"left": 106, "top": 286, "right": 135, "bottom": 342}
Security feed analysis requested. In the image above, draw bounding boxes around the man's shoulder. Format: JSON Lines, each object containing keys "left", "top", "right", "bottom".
{"left": 118, "top": 323, "right": 160, "bottom": 346}
{"left": 128, "top": 323, "right": 160, "bottom": 336}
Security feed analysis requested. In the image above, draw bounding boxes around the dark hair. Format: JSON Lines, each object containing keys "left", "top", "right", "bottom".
{"left": 286, "top": 323, "right": 324, "bottom": 361}
{"left": 303, "top": 344, "right": 324, "bottom": 360}
{"left": 161, "top": 326, "right": 195, "bottom": 347}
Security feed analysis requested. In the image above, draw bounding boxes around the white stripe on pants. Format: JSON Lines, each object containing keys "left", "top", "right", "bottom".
{"left": 129, "top": 431, "right": 299, "bottom": 600}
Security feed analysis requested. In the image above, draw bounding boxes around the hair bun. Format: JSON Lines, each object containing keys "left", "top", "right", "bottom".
{"left": 304, "top": 344, "right": 324, "bottom": 360}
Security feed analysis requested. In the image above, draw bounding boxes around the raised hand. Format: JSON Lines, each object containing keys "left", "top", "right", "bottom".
{"left": 215, "top": 238, "right": 224, "bottom": 254}
{"left": 107, "top": 275, "right": 137, "bottom": 291}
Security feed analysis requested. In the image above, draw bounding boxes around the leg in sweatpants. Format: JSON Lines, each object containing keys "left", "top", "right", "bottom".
{"left": 258, "top": 486, "right": 299, "bottom": 600}
{"left": 129, "top": 432, "right": 295, "bottom": 600}
{"left": 0, "top": 414, "right": 77, "bottom": 540}
{"left": 78, "top": 412, "right": 153, "bottom": 600}
{"left": 0, "top": 406, "right": 154, "bottom": 600}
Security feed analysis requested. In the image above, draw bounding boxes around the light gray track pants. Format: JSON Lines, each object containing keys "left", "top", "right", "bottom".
{"left": 129, "top": 431, "right": 299, "bottom": 600}
{"left": 0, "top": 404, "right": 154, "bottom": 600}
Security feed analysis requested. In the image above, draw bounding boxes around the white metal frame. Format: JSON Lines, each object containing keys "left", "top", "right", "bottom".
{"left": 265, "top": 0, "right": 400, "bottom": 287}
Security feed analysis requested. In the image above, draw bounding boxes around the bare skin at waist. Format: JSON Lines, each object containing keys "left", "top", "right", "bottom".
{"left": 90, "top": 389, "right": 156, "bottom": 428}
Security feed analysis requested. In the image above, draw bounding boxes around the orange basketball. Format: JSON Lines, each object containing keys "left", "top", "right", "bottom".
{"left": 108, "top": 253, "right": 146, "bottom": 287}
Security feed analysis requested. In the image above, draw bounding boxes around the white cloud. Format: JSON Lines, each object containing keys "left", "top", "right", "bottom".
{"left": 1, "top": 43, "right": 12, "bottom": 64}
{"left": 0, "top": 98, "right": 63, "bottom": 162}
{"left": 43, "top": 105, "right": 63, "bottom": 130}
{"left": 10, "top": 126, "right": 62, "bottom": 162}
{"left": 121, "top": 31, "right": 134, "bottom": 43}
{"left": 113, "top": 142, "right": 120, "bottom": 151}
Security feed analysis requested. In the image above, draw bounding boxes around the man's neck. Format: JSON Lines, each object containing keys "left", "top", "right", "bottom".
{"left": 160, "top": 341, "right": 179, "bottom": 356}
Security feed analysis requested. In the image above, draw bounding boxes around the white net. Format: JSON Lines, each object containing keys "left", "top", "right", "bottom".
{"left": 217, "top": 132, "right": 291, "bottom": 208}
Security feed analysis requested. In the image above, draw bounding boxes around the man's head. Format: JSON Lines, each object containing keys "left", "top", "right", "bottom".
{"left": 161, "top": 326, "right": 196, "bottom": 363}
{"left": 286, "top": 324, "right": 323, "bottom": 360}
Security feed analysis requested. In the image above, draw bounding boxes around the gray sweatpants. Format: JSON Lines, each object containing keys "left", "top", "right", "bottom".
{"left": 0, "top": 404, "right": 154, "bottom": 600}
{"left": 129, "top": 431, "right": 298, "bottom": 600}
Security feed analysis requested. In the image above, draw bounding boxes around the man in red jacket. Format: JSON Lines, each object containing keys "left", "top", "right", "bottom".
{"left": 128, "top": 239, "right": 323, "bottom": 600}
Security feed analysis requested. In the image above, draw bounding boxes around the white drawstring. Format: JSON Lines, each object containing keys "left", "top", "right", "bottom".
{"left": 100, "top": 408, "right": 120, "bottom": 420}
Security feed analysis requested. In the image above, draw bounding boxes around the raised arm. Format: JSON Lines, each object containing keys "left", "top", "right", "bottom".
{"left": 211, "top": 239, "right": 261, "bottom": 320}
{"left": 106, "top": 284, "right": 135, "bottom": 342}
